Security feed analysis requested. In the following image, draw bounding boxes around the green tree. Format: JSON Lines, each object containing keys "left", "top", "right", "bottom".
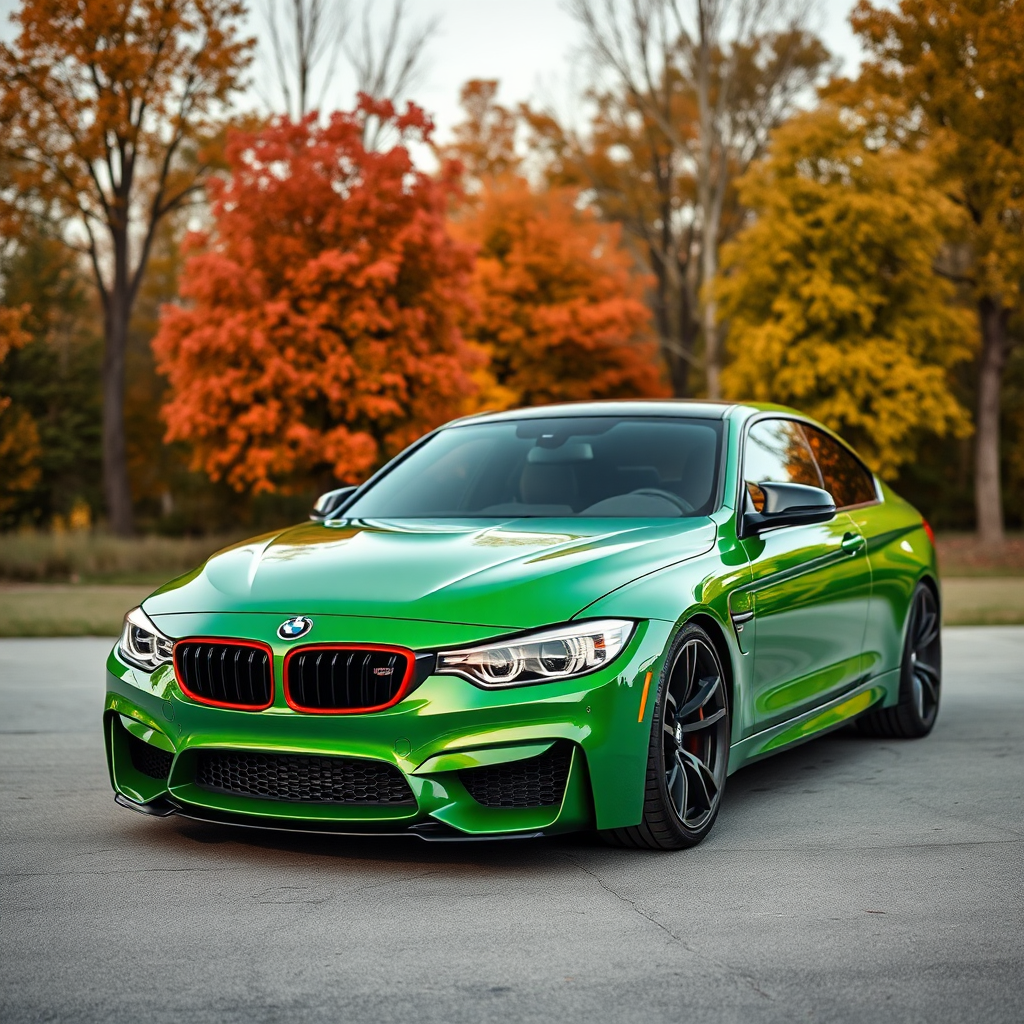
{"left": 850, "top": 0, "right": 1024, "bottom": 543}
{"left": 718, "top": 104, "right": 972, "bottom": 477}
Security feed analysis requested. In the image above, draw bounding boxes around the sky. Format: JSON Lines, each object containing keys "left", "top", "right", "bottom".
{"left": 404, "top": 0, "right": 866, "bottom": 142}
{"left": 0, "top": 0, "right": 866, "bottom": 141}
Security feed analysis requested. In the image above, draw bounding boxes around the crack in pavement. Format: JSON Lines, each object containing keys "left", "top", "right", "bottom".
{"left": 560, "top": 851, "right": 773, "bottom": 1002}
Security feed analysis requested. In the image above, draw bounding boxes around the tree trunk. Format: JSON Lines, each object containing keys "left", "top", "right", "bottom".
{"left": 974, "top": 297, "right": 1007, "bottom": 547}
{"left": 702, "top": 237, "right": 720, "bottom": 400}
{"left": 102, "top": 232, "right": 135, "bottom": 536}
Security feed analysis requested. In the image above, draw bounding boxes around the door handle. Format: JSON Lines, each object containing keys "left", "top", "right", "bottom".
{"left": 841, "top": 532, "right": 866, "bottom": 555}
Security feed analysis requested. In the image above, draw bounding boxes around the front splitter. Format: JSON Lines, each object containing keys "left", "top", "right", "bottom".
{"left": 113, "top": 793, "right": 546, "bottom": 842}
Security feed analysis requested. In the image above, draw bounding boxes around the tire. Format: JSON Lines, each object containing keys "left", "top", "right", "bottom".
{"left": 856, "top": 582, "right": 941, "bottom": 739}
{"left": 602, "top": 623, "right": 730, "bottom": 850}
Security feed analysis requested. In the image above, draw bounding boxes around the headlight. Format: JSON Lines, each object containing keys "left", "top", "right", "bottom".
{"left": 436, "top": 619, "right": 634, "bottom": 688}
{"left": 118, "top": 606, "right": 174, "bottom": 673}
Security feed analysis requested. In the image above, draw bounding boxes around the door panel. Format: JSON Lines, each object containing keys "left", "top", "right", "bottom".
{"left": 741, "top": 514, "right": 872, "bottom": 730}
{"left": 737, "top": 418, "right": 873, "bottom": 733}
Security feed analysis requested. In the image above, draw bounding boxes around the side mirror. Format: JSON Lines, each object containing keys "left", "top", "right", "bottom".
{"left": 310, "top": 485, "right": 358, "bottom": 521}
{"left": 741, "top": 482, "right": 836, "bottom": 536}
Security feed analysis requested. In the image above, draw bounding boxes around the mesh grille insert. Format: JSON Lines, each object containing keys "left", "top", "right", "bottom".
{"left": 459, "top": 743, "right": 572, "bottom": 808}
{"left": 286, "top": 647, "right": 411, "bottom": 711}
{"left": 195, "top": 750, "right": 416, "bottom": 805}
{"left": 175, "top": 641, "right": 272, "bottom": 709}
{"left": 128, "top": 733, "right": 173, "bottom": 781}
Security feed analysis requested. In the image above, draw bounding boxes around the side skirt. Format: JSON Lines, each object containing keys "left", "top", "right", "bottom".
{"left": 727, "top": 668, "right": 899, "bottom": 773}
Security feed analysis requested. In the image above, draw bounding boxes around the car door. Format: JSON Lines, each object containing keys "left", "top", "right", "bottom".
{"left": 801, "top": 423, "right": 889, "bottom": 679}
{"left": 738, "top": 418, "right": 874, "bottom": 731}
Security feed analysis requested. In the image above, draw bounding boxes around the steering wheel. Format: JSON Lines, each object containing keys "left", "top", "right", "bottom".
{"left": 628, "top": 488, "right": 695, "bottom": 514}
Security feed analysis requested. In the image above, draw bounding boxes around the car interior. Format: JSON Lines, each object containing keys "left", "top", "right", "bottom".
{"left": 346, "top": 417, "right": 724, "bottom": 518}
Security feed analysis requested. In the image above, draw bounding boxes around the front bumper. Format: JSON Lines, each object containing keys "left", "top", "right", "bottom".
{"left": 104, "top": 615, "right": 671, "bottom": 837}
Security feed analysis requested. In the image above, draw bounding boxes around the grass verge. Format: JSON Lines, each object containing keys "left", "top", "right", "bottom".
{"left": 0, "top": 530, "right": 247, "bottom": 584}
{"left": 940, "top": 577, "right": 1024, "bottom": 626}
{"left": 0, "top": 584, "right": 152, "bottom": 637}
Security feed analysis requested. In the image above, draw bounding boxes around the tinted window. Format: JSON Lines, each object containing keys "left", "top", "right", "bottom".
{"left": 345, "top": 417, "right": 723, "bottom": 518}
{"left": 743, "top": 419, "right": 822, "bottom": 511}
{"left": 802, "top": 426, "right": 877, "bottom": 508}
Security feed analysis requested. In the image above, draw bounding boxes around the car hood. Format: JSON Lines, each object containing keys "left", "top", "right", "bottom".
{"left": 144, "top": 517, "right": 716, "bottom": 630}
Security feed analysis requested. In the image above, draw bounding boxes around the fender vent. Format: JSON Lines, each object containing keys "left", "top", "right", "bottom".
{"left": 459, "top": 743, "right": 572, "bottom": 808}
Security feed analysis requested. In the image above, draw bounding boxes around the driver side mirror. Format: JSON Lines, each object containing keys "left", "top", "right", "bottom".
{"left": 310, "top": 485, "right": 358, "bottom": 521}
{"left": 740, "top": 482, "right": 836, "bottom": 537}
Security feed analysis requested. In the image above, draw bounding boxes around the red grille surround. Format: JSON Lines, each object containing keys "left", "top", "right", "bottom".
{"left": 283, "top": 643, "right": 415, "bottom": 714}
{"left": 173, "top": 638, "right": 275, "bottom": 711}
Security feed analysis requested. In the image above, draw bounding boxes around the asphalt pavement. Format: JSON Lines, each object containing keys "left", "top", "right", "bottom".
{"left": 1, "top": 629, "right": 1021, "bottom": 1024}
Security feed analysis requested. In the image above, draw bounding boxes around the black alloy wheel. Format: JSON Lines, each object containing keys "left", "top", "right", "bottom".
{"left": 857, "top": 582, "right": 941, "bottom": 739}
{"left": 604, "top": 623, "right": 730, "bottom": 850}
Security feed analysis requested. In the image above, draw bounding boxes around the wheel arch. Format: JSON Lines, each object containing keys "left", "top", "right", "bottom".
{"left": 681, "top": 611, "right": 736, "bottom": 729}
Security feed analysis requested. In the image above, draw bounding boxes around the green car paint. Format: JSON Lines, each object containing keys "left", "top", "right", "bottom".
{"left": 104, "top": 401, "right": 937, "bottom": 841}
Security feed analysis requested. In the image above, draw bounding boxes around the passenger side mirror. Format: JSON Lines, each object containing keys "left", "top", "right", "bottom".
{"left": 740, "top": 482, "right": 836, "bottom": 537}
{"left": 310, "top": 485, "right": 358, "bottom": 521}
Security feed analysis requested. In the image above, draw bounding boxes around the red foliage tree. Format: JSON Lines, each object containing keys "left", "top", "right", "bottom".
{"left": 153, "top": 98, "right": 479, "bottom": 495}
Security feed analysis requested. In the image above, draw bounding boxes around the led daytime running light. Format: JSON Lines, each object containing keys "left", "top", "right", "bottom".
{"left": 436, "top": 619, "right": 634, "bottom": 689}
{"left": 118, "top": 606, "right": 174, "bottom": 673}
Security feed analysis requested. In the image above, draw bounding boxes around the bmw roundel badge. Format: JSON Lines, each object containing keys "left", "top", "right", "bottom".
{"left": 277, "top": 616, "right": 313, "bottom": 641}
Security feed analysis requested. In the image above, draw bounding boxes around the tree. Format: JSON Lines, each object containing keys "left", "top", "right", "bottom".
{"left": 153, "top": 98, "right": 480, "bottom": 496}
{"left": 718, "top": 105, "right": 973, "bottom": 476}
{"left": 260, "top": 0, "right": 438, "bottom": 124}
{"left": 568, "top": 0, "right": 830, "bottom": 398}
{"left": 0, "top": 305, "right": 41, "bottom": 518}
{"left": 0, "top": 0, "right": 253, "bottom": 534}
{"left": 1, "top": 229, "right": 104, "bottom": 527}
{"left": 849, "top": 0, "right": 1024, "bottom": 544}
{"left": 443, "top": 80, "right": 522, "bottom": 189}
{"left": 455, "top": 177, "right": 668, "bottom": 407}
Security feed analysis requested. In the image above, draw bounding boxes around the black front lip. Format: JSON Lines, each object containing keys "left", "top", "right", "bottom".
{"left": 112, "top": 793, "right": 545, "bottom": 842}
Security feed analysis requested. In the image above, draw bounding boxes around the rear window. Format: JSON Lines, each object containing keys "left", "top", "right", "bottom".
{"left": 345, "top": 417, "right": 724, "bottom": 518}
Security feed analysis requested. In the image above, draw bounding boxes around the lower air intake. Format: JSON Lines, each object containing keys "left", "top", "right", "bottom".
{"left": 459, "top": 743, "right": 572, "bottom": 809}
{"left": 195, "top": 750, "right": 415, "bottom": 805}
{"left": 128, "top": 734, "right": 173, "bottom": 781}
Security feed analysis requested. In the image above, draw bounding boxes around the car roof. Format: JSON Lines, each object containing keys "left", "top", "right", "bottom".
{"left": 443, "top": 399, "right": 798, "bottom": 427}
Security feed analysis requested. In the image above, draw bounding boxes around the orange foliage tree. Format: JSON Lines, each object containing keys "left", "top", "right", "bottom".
{"left": 447, "top": 80, "right": 668, "bottom": 407}
{"left": 153, "top": 99, "right": 480, "bottom": 495}
{"left": 456, "top": 179, "right": 667, "bottom": 407}
{"left": 0, "top": 306, "right": 42, "bottom": 514}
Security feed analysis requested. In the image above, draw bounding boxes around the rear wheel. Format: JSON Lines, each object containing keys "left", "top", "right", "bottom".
{"left": 857, "top": 582, "right": 941, "bottom": 739}
{"left": 603, "top": 623, "right": 730, "bottom": 850}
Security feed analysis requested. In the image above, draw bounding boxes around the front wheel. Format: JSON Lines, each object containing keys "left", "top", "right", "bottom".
{"left": 603, "top": 623, "right": 730, "bottom": 850}
{"left": 857, "top": 582, "right": 941, "bottom": 739}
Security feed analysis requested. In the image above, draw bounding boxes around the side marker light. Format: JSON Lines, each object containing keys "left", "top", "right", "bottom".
{"left": 637, "top": 671, "right": 654, "bottom": 723}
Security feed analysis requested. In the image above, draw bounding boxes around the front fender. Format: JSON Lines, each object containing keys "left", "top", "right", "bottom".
{"left": 576, "top": 536, "right": 756, "bottom": 760}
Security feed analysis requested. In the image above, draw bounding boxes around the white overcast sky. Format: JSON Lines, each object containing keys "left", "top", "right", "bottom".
{"left": 404, "top": 0, "right": 865, "bottom": 142}
{"left": 1, "top": 0, "right": 865, "bottom": 141}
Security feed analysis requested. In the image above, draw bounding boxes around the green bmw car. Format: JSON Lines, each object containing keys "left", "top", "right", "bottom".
{"left": 105, "top": 401, "right": 941, "bottom": 849}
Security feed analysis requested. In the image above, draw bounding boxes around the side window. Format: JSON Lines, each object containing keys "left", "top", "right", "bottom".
{"left": 743, "top": 419, "right": 822, "bottom": 511}
{"left": 802, "top": 426, "right": 877, "bottom": 509}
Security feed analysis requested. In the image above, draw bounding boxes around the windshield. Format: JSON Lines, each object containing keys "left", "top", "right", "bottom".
{"left": 345, "top": 416, "right": 723, "bottom": 519}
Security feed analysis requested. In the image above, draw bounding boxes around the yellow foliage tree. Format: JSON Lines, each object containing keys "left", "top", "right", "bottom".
{"left": 718, "top": 104, "right": 973, "bottom": 477}
{"left": 848, "top": 0, "right": 1024, "bottom": 543}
